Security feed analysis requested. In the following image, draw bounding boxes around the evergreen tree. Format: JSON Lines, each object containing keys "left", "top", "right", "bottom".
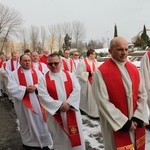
{"left": 114, "top": 24, "right": 118, "bottom": 37}
{"left": 141, "top": 25, "right": 149, "bottom": 49}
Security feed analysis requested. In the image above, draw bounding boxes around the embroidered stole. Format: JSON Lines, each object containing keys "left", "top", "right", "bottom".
{"left": 84, "top": 58, "right": 96, "bottom": 84}
{"left": 99, "top": 59, "right": 145, "bottom": 150}
{"left": 45, "top": 71, "right": 81, "bottom": 147}
{"left": 17, "top": 67, "right": 46, "bottom": 122}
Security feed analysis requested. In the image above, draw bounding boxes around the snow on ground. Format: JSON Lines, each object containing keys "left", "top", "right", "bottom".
{"left": 82, "top": 114, "right": 150, "bottom": 150}
{"left": 82, "top": 114, "right": 104, "bottom": 150}
{"left": 16, "top": 113, "right": 150, "bottom": 149}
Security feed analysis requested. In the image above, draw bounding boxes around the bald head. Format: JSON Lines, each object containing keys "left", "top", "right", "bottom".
{"left": 43, "top": 50, "right": 49, "bottom": 56}
{"left": 109, "top": 37, "right": 128, "bottom": 62}
{"left": 110, "top": 37, "right": 128, "bottom": 49}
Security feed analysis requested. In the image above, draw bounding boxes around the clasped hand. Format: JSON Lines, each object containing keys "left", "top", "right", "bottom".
{"left": 60, "top": 102, "right": 70, "bottom": 112}
{"left": 26, "top": 85, "right": 36, "bottom": 93}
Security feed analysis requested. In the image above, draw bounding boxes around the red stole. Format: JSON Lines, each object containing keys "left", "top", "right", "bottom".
{"left": 11, "top": 59, "right": 18, "bottom": 71}
{"left": 84, "top": 58, "right": 96, "bottom": 84}
{"left": 99, "top": 59, "right": 145, "bottom": 150}
{"left": 40, "top": 55, "right": 48, "bottom": 66}
{"left": 62, "top": 59, "right": 74, "bottom": 72}
{"left": 0, "top": 61, "right": 6, "bottom": 69}
{"left": 45, "top": 71, "right": 81, "bottom": 147}
{"left": 31, "top": 62, "right": 43, "bottom": 72}
{"left": 0, "top": 61, "right": 2, "bottom": 68}
{"left": 17, "top": 67, "right": 46, "bottom": 121}
{"left": 147, "top": 51, "right": 150, "bottom": 59}
{"left": 0, "top": 61, "right": 5, "bottom": 68}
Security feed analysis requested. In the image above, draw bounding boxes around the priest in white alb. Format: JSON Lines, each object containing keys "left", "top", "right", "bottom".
{"left": 37, "top": 53, "right": 85, "bottom": 150}
{"left": 7, "top": 54, "right": 52, "bottom": 150}
{"left": 92, "top": 37, "right": 148, "bottom": 150}
{"left": 61, "top": 49, "right": 76, "bottom": 73}
{"left": 76, "top": 49, "right": 99, "bottom": 118}
{"left": 31, "top": 51, "right": 49, "bottom": 74}
{"left": 140, "top": 49, "right": 150, "bottom": 129}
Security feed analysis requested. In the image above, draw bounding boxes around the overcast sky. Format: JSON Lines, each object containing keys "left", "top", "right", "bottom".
{"left": 0, "top": 0, "right": 150, "bottom": 44}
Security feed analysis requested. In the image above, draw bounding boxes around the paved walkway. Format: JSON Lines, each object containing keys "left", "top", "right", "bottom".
{"left": 0, "top": 96, "right": 94, "bottom": 150}
{"left": 0, "top": 97, "right": 23, "bottom": 150}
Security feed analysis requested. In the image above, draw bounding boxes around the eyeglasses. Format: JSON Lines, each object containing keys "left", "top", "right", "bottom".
{"left": 74, "top": 54, "right": 79, "bottom": 56}
{"left": 48, "top": 62, "right": 60, "bottom": 66}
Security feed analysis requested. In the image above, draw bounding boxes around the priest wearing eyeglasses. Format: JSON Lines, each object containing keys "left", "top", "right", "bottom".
{"left": 37, "top": 53, "right": 85, "bottom": 150}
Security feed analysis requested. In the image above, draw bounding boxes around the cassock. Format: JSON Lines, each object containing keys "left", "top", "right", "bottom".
{"left": 140, "top": 51, "right": 150, "bottom": 120}
{"left": 32, "top": 62, "right": 49, "bottom": 74}
{"left": 76, "top": 57, "right": 99, "bottom": 118}
{"left": 92, "top": 58, "right": 148, "bottom": 150}
{"left": 37, "top": 70, "right": 85, "bottom": 150}
{"left": 7, "top": 68, "right": 52, "bottom": 148}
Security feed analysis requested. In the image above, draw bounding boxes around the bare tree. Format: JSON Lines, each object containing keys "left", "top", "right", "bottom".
{"left": 72, "top": 21, "right": 86, "bottom": 49}
{"left": 40, "top": 25, "right": 47, "bottom": 51}
{"left": 88, "top": 39, "right": 104, "bottom": 49}
{"left": 62, "top": 22, "right": 72, "bottom": 36}
{"left": 0, "top": 4, "right": 23, "bottom": 53}
{"left": 56, "top": 24, "right": 63, "bottom": 50}
{"left": 29, "top": 25, "right": 39, "bottom": 51}
{"left": 18, "top": 27, "right": 28, "bottom": 51}
{"left": 48, "top": 24, "right": 56, "bottom": 53}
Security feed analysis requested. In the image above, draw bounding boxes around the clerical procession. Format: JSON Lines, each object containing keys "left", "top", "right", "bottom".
{"left": 0, "top": 34, "right": 150, "bottom": 150}
{"left": 1, "top": 0, "right": 150, "bottom": 149}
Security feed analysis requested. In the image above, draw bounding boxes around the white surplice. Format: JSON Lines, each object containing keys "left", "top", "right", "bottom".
{"left": 5, "top": 59, "right": 20, "bottom": 73}
{"left": 37, "top": 70, "right": 85, "bottom": 150}
{"left": 140, "top": 52, "right": 150, "bottom": 120}
{"left": 76, "top": 57, "right": 99, "bottom": 118}
{"left": 32, "top": 62, "right": 49, "bottom": 74}
{"left": 92, "top": 58, "right": 149, "bottom": 150}
{"left": 61, "top": 57, "right": 76, "bottom": 73}
{"left": 7, "top": 68, "right": 52, "bottom": 148}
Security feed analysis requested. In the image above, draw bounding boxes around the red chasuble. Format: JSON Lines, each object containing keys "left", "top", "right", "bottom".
{"left": 84, "top": 58, "right": 96, "bottom": 84}
{"left": 17, "top": 67, "right": 46, "bottom": 122}
{"left": 98, "top": 58, "right": 145, "bottom": 150}
{"left": 45, "top": 70, "right": 81, "bottom": 147}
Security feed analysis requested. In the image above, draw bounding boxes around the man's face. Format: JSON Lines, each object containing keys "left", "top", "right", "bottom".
{"left": 12, "top": 53, "right": 18, "bottom": 60}
{"left": 64, "top": 50, "right": 70, "bottom": 59}
{"left": 109, "top": 39, "right": 128, "bottom": 62}
{"left": 31, "top": 52, "right": 39, "bottom": 62}
{"left": 47, "top": 56, "right": 61, "bottom": 73}
{"left": 73, "top": 52, "right": 80, "bottom": 60}
{"left": 89, "top": 52, "right": 96, "bottom": 60}
{"left": 20, "top": 55, "right": 31, "bottom": 70}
